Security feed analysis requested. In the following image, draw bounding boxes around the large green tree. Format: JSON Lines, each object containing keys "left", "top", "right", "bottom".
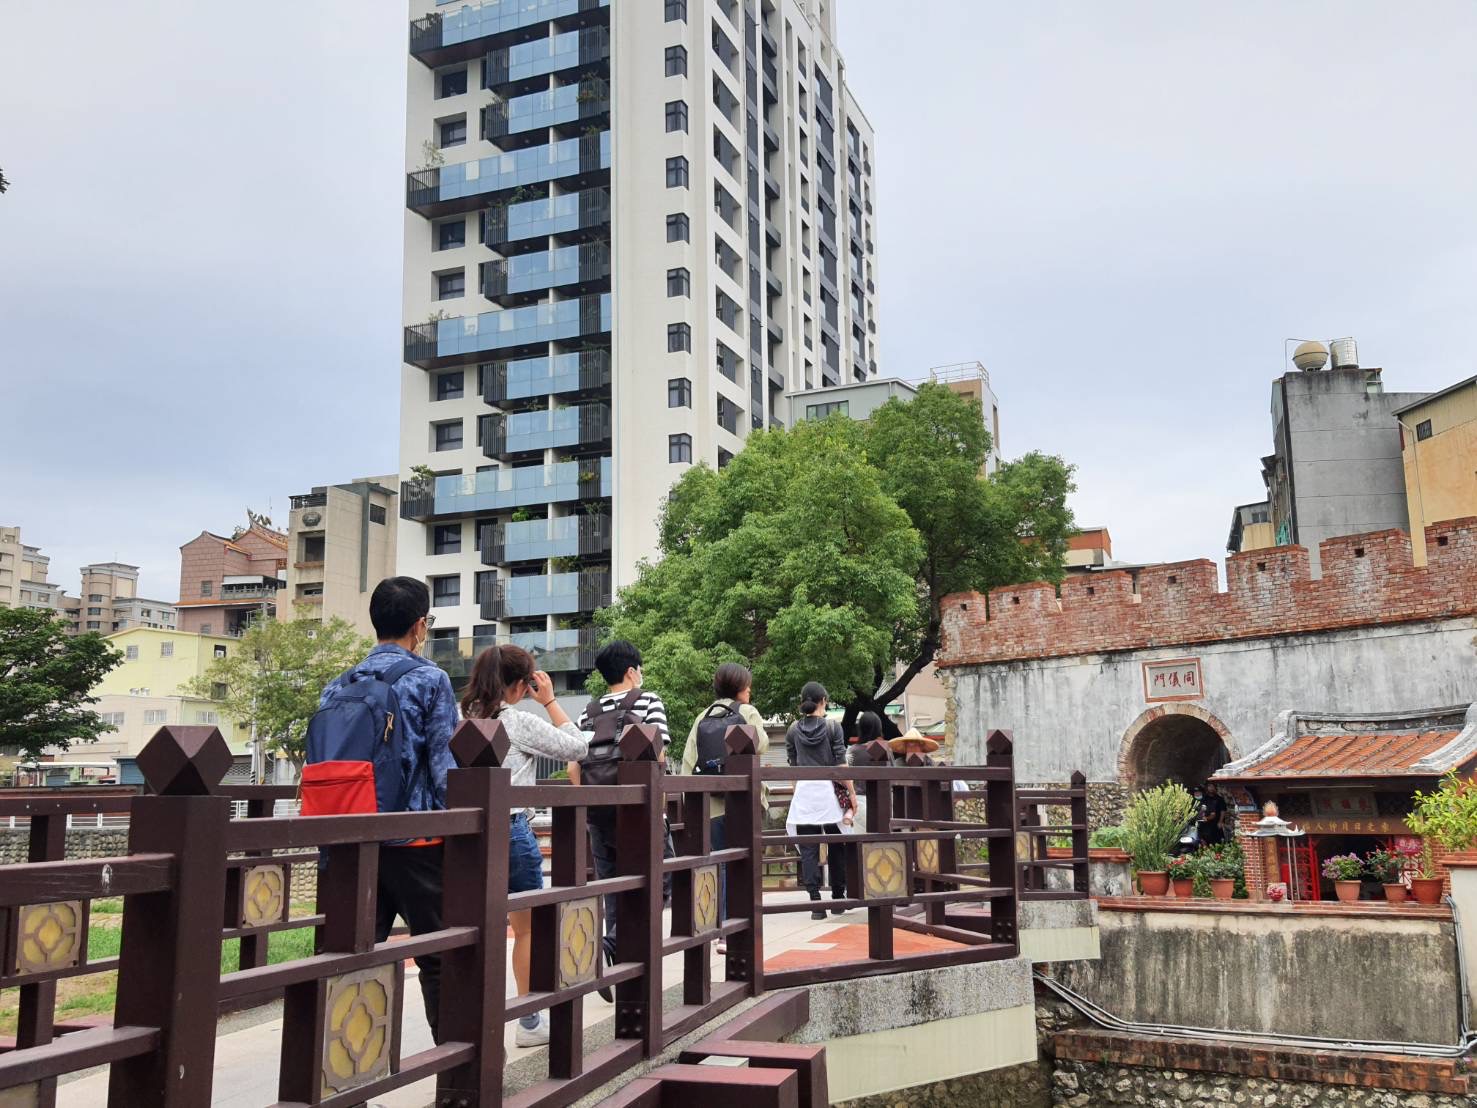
{"left": 598, "top": 384, "right": 1076, "bottom": 750}
{"left": 0, "top": 608, "right": 122, "bottom": 760}
{"left": 185, "top": 614, "right": 371, "bottom": 771}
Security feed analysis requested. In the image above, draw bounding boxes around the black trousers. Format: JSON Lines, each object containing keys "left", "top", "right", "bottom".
{"left": 795, "top": 824, "right": 847, "bottom": 898}
{"left": 588, "top": 807, "right": 676, "bottom": 959}
{"left": 374, "top": 844, "right": 444, "bottom": 1043}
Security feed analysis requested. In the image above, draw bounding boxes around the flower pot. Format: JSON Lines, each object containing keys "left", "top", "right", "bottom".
{"left": 1334, "top": 879, "right": 1361, "bottom": 903}
{"left": 1411, "top": 877, "right": 1444, "bottom": 906}
{"left": 1210, "top": 878, "right": 1234, "bottom": 900}
{"left": 1170, "top": 877, "right": 1194, "bottom": 898}
{"left": 1138, "top": 871, "right": 1169, "bottom": 897}
{"left": 1383, "top": 883, "right": 1408, "bottom": 904}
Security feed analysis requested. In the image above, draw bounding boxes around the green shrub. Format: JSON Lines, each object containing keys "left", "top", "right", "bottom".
{"left": 1089, "top": 825, "right": 1126, "bottom": 849}
{"left": 1122, "top": 783, "right": 1196, "bottom": 873}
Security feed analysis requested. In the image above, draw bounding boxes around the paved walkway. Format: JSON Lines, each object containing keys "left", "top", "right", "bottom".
{"left": 57, "top": 891, "right": 910, "bottom": 1106}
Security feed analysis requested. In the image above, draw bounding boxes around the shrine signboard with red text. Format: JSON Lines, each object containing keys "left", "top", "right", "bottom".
{"left": 1142, "top": 658, "right": 1204, "bottom": 702}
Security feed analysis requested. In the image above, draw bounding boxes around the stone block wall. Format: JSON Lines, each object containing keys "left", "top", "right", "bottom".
{"left": 0, "top": 827, "right": 130, "bottom": 865}
{"left": 938, "top": 518, "right": 1477, "bottom": 668}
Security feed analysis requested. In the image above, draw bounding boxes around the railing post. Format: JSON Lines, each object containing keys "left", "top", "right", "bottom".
{"left": 437, "top": 719, "right": 513, "bottom": 1107}
{"left": 1070, "top": 770, "right": 1090, "bottom": 895}
{"left": 722, "top": 725, "right": 763, "bottom": 996}
{"left": 16, "top": 812, "right": 67, "bottom": 1108}
{"left": 984, "top": 730, "right": 1019, "bottom": 951}
{"left": 108, "top": 726, "right": 232, "bottom": 1107}
{"left": 614, "top": 724, "right": 664, "bottom": 1056}
{"left": 861, "top": 740, "right": 894, "bottom": 961}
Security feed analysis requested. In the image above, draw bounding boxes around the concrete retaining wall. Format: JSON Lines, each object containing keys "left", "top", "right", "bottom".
{"left": 1052, "top": 904, "right": 1461, "bottom": 1044}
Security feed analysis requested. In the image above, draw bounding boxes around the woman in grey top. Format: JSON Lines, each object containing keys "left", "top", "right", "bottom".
{"left": 461, "top": 643, "right": 590, "bottom": 1047}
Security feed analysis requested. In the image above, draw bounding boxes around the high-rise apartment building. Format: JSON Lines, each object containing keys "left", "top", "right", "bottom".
{"left": 282, "top": 477, "right": 399, "bottom": 637}
{"left": 0, "top": 529, "right": 175, "bottom": 633}
{"left": 398, "top": 0, "right": 879, "bottom": 691}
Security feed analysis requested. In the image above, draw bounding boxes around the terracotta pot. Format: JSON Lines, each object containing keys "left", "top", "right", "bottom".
{"left": 1170, "top": 877, "right": 1194, "bottom": 898}
{"left": 1334, "top": 879, "right": 1361, "bottom": 903}
{"left": 1383, "top": 883, "right": 1408, "bottom": 904}
{"left": 1138, "top": 870, "right": 1169, "bottom": 897}
{"left": 1210, "top": 878, "right": 1235, "bottom": 900}
{"left": 1411, "top": 877, "right": 1445, "bottom": 906}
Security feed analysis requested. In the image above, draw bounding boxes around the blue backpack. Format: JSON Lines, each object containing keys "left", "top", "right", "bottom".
{"left": 300, "top": 657, "right": 427, "bottom": 816}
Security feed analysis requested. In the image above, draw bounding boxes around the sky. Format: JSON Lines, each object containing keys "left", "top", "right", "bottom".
{"left": 3, "top": 2, "right": 1475, "bottom": 601}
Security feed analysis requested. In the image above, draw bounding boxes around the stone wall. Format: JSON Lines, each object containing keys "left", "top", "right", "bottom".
{"left": 0, "top": 827, "right": 129, "bottom": 864}
{"left": 1052, "top": 1060, "right": 1474, "bottom": 1107}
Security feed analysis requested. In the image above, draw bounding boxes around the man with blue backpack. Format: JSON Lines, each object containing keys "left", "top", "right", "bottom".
{"left": 303, "top": 577, "right": 457, "bottom": 1043}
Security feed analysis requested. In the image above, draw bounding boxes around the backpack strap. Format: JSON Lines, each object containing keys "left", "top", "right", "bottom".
{"left": 377, "top": 657, "right": 429, "bottom": 686}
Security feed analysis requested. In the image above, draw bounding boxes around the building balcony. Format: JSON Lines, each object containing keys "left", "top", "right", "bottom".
{"left": 484, "top": 25, "right": 609, "bottom": 87}
{"left": 481, "top": 513, "right": 611, "bottom": 565}
{"left": 766, "top": 317, "right": 784, "bottom": 345}
{"left": 483, "top": 401, "right": 610, "bottom": 460}
{"left": 400, "top": 457, "right": 611, "bottom": 522}
{"left": 763, "top": 118, "right": 780, "bottom": 151}
{"left": 764, "top": 168, "right": 780, "bottom": 199}
{"left": 483, "top": 349, "right": 611, "bottom": 404}
{"left": 409, "top": 0, "right": 608, "bottom": 68}
{"left": 219, "top": 576, "right": 285, "bottom": 601}
{"left": 406, "top": 131, "right": 609, "bottom": 219}
{"left": 507, "top": 627, "right": 598, "bottom": 673}
{"left": 766, "top": 270, "right": 782, "bottom": 298}
{"left": 404, "top": 293, "right": 610, "bottom": 369}
{"left": 481, "top": 569, "right": 610, "bottom": 620}
{"left": 484, "top": 188, "right": 609, "bottom": 251}
{"left": 425, "top": 634, "right": 499, "bottom": 683}
{"left": 481, "top": 79, "right": 608, "bottom": 144}
{"left": 481, "top": 242, "right": 609, "bottom": 306}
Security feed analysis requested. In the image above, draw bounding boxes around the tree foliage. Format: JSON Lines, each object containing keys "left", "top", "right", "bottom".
{"left": 185, "top": 614, "right": 371, "bottom": 767}
{"left": 0, "top": 608, "right": 122, "bottom": 760}
{"left": 598, "top": 384, "right": 1076, "bottom": 748}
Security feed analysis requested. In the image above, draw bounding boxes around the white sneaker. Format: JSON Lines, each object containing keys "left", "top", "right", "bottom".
{"left": 515, "top": 1013, "right": 550, "bottom": 1047}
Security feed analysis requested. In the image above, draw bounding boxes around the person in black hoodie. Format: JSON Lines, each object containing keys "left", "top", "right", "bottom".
{"left": 785, "top": 682, "right": 853, "bottom": 919}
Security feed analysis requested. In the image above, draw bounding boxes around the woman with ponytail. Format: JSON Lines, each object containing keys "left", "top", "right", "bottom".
{"left": 784, "top": 682, "right": 854, "bottom": 919}
{"left": 461, "top": 644, "right": 591, "bottom": 1047}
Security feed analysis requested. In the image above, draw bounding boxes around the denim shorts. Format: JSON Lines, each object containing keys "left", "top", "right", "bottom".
{"left": 509, "top": 813, "right": 544, "bottom": 894}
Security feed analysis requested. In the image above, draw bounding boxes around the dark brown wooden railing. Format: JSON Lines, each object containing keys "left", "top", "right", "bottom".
{"left": 0, "top": 721, "right": 1084, "bottom": 1106}
{"left": 1016, "top": 771, "right": 1090, "bottom": 900}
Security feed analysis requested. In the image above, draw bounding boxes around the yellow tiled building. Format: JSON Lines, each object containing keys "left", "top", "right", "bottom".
{"left": 1396, "top": 376, "right": 1477, "bottom": 565}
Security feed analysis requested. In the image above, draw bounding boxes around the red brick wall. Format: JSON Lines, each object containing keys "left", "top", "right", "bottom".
{"left": 938, "top": 518, "right": 1477, "bottom": 667}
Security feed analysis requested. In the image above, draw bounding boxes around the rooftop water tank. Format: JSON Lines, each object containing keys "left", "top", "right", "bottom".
{"left": 1292, "top": 340, "right": 1329, "bottom": 371}
{"left": 1330, "top": 337, "right": 1358, "bottom": 369}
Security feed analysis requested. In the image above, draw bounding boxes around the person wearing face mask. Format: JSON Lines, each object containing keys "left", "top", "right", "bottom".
{"left": 312, "top": 577, "right": 459, "bottom": 1044}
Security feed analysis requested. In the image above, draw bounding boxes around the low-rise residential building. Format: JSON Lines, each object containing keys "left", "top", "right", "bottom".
{"left": 176, "top": 521, "right": 287, "bottom": 637}
{"left": 281, "top": 477, "right": 398, "bottom": 638}
{"left": 58, "top": 627, "right": 248, "bottom": 766}
{"left": 0, "top": 532, "right": 174, "bottom": 633}
{"left": 1395, "top": 375, "right": 1477, "bottom": 565}
{"left": 1226, "top": 502, "right": 1275, "bottom": 554}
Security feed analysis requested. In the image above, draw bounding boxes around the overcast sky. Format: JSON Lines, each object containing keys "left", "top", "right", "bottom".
{"left": 3, "top": 2, "right": 1475, "bottom": 601}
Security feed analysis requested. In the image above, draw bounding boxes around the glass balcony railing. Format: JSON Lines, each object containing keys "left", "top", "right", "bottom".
{"left": 485, "top": 402, "right": 610, "bottom": 458}
{"left": 401, "top": 457, "right": 610, "bottom": 521}
{"left": 483, "top": 350, "right": 611, "bottom": 404}
{"left": 485, "top": 189, "right": 610, "bottom": 250}
{"left": 410, "top": 0, "right": 609, "bottom": 64}
{"left": 482, "top": 243, "right": 609, "bottom": 303}
{"left": 482, "top": 513, "right": 611, "bottom": 564}
{"left": 508, "top": 628, "right": 598, "bottom": 673}
{"left": 404, "top": 294, "right": 610, "bottom": 367}
{"left": 482, "top": 79, "right": 608, "bottom": 142}
{"left": 484, "top": 26, "right": 609, "bottom": 86}
{"left": 482, "top": 569, "right": 611, "bottom": 620}
{"left": 407, "top": 132, "right": 609, "bottom": 215}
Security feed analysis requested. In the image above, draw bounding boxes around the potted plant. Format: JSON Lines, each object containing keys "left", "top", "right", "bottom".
{"left": 1364, "top": 847, "right": 1406, "bottom": 904}
{"left": 1200, "top": 850, "right": 1237, "bottom": 899}
{"left": 1122, "top": 783, "right": 1196, "bottom": 897}
{"left": 1322, "top": 853, "right": 1364, "bottom": 902}
{"left": 1406, "top": 772, "right": 1477, "bottom": 906}
{"left": 1167, "top": 854, "right": 1196, "bottom": 898}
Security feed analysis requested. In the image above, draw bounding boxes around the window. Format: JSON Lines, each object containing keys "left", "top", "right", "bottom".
{"left": 434, "top": 420, "right": 464, "bottom": 451}
{"left": 87, "top": 607, "right": 102, "bottom": 616}
{"left": 200, "top": 580, "right": 213, "bottom": 597}
{"left": 667, "top": 267, "right": 691, "bottom": 298}
{"left": 433, "top": 523, "right": 462, "bottom": 555}
{"left": 437, "top": 270, "right": 465, "bottom": 300}
{"left": 212, "top": 682, "right": 228, "bottom": 700}
{"left": 665, "top": 155, "right": 689, "bottom": 188}
{"left": 669, "top": 433, "right": 693, "bottom": 463}
{"left": 436, "top": 220, "right": 466, "bottom": 250}
{"left": 666, "top": 212, "right": 690, "bottom": 242}
{"left": 144, "top": 709, "right": 168, "bottom": 725}
{"left": 370, "top": 504, "right": 387, "bottom": 525}
{"left": 438, "top": 67, "right": 468, "bottom": 98}
{"left": 101, "top": 712, "right": 125, "bottom": 728}
{"left": 665, "top": 99, "right": 689, "bottom": 133}
{"left": 668, "top": 377, "right": 693, "bottom": 408}
{"left": 717, "top": 448, "right": 734, "bottom": 468}
{"left": 716, "top": 395, "right": 739, "bottom": 433}
{"left": 439, "top": 117, "right": 467, "bottom": 147}
{"left": 213, "top": 644, "right": 227, "bottom": 658}
{"left": 201, "top": 623, "right": 212, "bottom": 634}
{"left": 435, "top": 370, "right": 465, "bottom": 401}
{"left": 160, "top": 641, "right": 174, "bottom": 658}
{"left": 665, "top": 44, "right": 688, "bottom": 77}
{"left": 806, "top": 400, "right": 850, "bottom": 420}
{"left": 1416, "top": 419, "right": 1433, "bottom": 441}
{"left": 125, "top": 645, "right": 139, "bottom": 661}
{"left": 665, "top": 0, "right": 686, "bottom": 21}
{"left": 474, "top": 570, "right": 496, "bottom": 604}
{"left": 195, "top": 710, "right": 220, "bottom": 725}
{"left": 89, "top": 593, "right": 105, "bottom": 603}
{"left": 667, "top": 322, "right": 692, "bottom": 352}
{"left": 432, "top": 576, "right": 461, "bottom": 607}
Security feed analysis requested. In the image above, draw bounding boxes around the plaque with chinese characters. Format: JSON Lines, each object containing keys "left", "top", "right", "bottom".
{"left": 1142, "top": 658, "right": 1203, "bottom": 702}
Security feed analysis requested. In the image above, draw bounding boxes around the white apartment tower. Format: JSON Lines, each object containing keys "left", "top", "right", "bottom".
{"left": 399, "top": 0, "right": 879, "bottom": 691}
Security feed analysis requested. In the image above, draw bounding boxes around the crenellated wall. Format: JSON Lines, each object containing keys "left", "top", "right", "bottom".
{"left": 938, "top": 520, "right": 1477, "bottom": 668}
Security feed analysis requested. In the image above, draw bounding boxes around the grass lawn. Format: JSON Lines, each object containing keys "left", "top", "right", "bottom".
{"left": 0, "top": 902, "right": 318, "bottom": 1037}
